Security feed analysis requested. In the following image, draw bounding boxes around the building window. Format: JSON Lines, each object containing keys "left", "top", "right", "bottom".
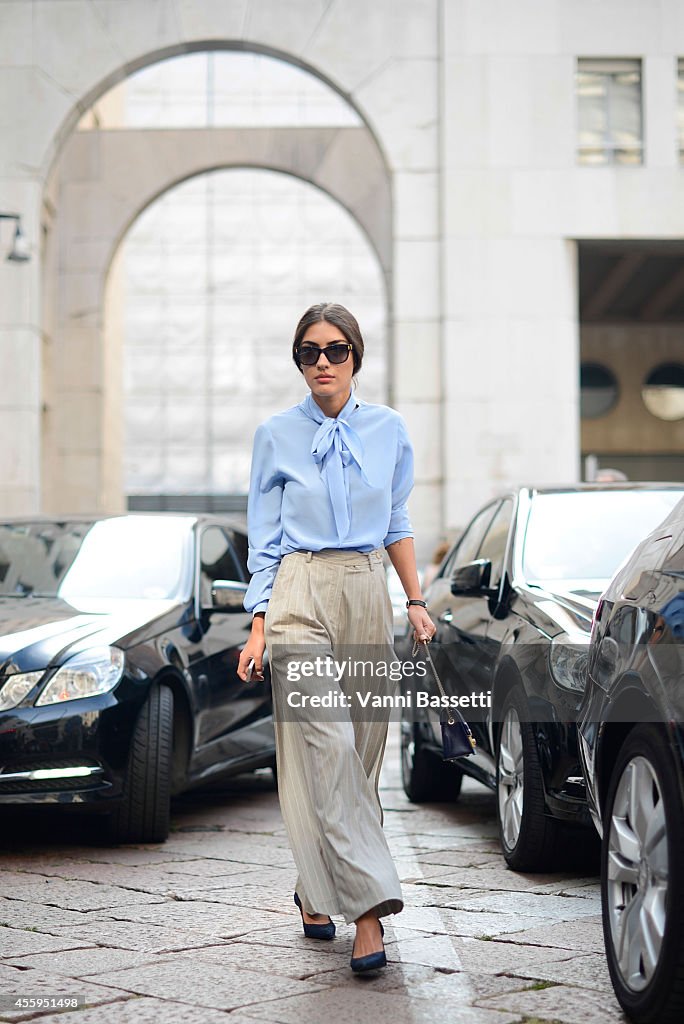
{"left": 678, "top": 59, "right": 684, "bottom": 162}
{"left": 642, "top": 363, "right": 684, "bottom": 421}
{"left": 576, "top": 59, "right": 643, "bottom": 165}
{"left": 580, "top": 363, "right": 619, "bottom": 418}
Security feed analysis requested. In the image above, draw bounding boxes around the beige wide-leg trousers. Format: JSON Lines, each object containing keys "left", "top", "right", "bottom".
{"left": 264, "top": 547, "right": 404, "bottom": 925}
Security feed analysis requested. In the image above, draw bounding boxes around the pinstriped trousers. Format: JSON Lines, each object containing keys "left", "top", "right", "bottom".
{"left": 264, "top": 547, "right": 404, "bottom": 925}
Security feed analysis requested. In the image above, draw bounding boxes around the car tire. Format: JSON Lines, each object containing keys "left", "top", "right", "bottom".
{"left": 496, "top": 685, "right": 561, "bottom": 871}
{"left": 601, "top": 724, "right": 684, "bottom": 1024}
{"left": 104, "top": 682, "right": 174, "bottom": 845}
{"left": 400, "top": 718, "right": 463, "bottom": 803}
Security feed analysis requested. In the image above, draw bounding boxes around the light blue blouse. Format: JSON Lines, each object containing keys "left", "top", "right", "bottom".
{"left": 244, "top": 389, "right": 415, "bottom": 614}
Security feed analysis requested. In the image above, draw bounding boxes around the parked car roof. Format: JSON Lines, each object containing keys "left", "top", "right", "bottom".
{"left": 0, "top": 512, "right": 248, "bottom": 529}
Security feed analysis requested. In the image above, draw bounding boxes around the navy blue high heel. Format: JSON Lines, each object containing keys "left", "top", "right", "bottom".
{"left": 293, "top": 891, "right": 335, "bottom": 940}
{"left": 350, "top": 919, "right": 386, "bottom": 973}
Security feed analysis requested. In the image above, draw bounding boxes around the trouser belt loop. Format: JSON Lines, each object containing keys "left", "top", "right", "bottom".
{"left": 367, "top": 551, "right": 375, "bottom": 571}
{"left": 306, "top": 550, "right": 313, "bottom": 562}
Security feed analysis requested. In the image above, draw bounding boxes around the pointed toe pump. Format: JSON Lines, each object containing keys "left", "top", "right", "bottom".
{"left": 350, "top": 919, "right": 386, "bottom": 973}
{"left": 293, "top": 891, "right": 336, "bottom": 940}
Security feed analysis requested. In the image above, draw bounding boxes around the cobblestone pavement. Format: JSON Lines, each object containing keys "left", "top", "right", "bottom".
{"left": 0, "top": 726, "right": 627, "bottom": 1024}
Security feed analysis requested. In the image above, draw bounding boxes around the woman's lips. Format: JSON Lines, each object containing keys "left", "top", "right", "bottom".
{"left": 316, "top": 375, "right": 334, "bottom": 382}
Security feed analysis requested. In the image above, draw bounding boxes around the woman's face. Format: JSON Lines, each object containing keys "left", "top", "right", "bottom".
{"left": 299, "top": 319, "right": 355, "bottom": 404}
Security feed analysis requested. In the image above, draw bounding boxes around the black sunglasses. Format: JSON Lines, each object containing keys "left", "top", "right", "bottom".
{"left": 297, "top": 342, "right": 353, "bottom": 366}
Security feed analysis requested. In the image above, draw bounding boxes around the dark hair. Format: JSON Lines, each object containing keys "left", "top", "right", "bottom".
{"left": 292, "top": 303, "right": 364, "bottom": 375}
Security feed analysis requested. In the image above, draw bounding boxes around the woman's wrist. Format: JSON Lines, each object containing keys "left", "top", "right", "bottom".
{"left": 252, "top": 612, "right": 265, "bottom": 632}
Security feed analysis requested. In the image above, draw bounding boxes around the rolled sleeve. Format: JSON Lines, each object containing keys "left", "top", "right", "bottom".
{"left": 384, "top": 415, "right": 415, "bottom": 548}
{"left": 244, "top": 423, "right": 284, "bottom": 614}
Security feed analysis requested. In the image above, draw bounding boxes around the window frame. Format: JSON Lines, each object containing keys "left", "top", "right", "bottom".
{"left": 440, "top": 501, "right": 502, "bottom": 580}
{"left": 576, "top": 57, "right": 644, "bottom": 166}
{"left": 476, "top": 498, "right": 516, "bottom": 593}
{"left": 194, "top": 522, "right": 246, "bottom": 613}
{"left": 678, "top": 57, "right": 684, "bottom": 162}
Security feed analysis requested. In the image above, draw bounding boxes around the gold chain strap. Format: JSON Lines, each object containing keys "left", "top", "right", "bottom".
{"left": 412, "top": 637, "right": 476, "bottom": 747}
{"left": 412, "top": 637, "right": 455, "bottom": 725}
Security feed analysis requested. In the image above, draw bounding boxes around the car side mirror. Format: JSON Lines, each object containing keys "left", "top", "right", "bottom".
{"left": 450, "top": 559, "right": 492, "bottom": 596}
{"left": 210, "top": 580, "right": 248, "bottom": 611}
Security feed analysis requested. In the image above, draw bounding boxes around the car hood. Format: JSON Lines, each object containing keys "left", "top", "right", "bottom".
{"left": 0, "top": 596, "right": 181, "bottom": 675}
{"left": 521, "top": 584, "right": 599, "bottom": 637}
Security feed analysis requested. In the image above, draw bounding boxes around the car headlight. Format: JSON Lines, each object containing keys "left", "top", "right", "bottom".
{"left": 549, "top": 634, "right": 590, "bottom": 692}
{"left": 36, "top": 647, "right": 125, "bottom": 706}
{"left": 0, "top": 672, "right": 45, "bottom": 711}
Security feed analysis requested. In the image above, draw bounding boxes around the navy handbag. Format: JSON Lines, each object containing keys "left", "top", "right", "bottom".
{"left": 412, "top": 638, "right": 476, "bottom": 760}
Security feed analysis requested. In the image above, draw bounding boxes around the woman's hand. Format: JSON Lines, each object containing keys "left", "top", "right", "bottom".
{"left": 407, "top": 604, "right": 436, "bottom": 643}
{"left": 237, "top": 616, "right": 266, "bottom": 682}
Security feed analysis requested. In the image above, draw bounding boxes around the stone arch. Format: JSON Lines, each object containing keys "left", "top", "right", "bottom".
{"left": 43, "top": 116, "right": 391, "bottom": 512}
{"left": 106, "top": 145, "right": 391, "bottom": 291}
{"left": 1, "top": 2, "right": 441, "bottom": 548}
{"left": 116, "top": 166, "right": 390, "bottom": 506}
{"left": 45, "top": 40, "right": 392, "bottom": 189}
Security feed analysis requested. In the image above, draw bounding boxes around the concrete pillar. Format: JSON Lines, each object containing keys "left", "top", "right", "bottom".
{"left": 0, "top": 179, "right": 43, "bottom": 514}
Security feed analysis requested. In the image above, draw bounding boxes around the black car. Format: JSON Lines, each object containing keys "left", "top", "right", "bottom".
{"left": 578, "top": 497, "right": 684, "bottom": 1024}
{"left": 0, "top": 514, "right": 275, "bottom": 844}
{"left": 399, "top": 484, "right": 684, "bottom": 871}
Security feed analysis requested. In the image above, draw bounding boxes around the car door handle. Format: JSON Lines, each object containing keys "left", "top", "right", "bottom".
{"left": 439, "top": 610, "right": 453, "bottom": 623}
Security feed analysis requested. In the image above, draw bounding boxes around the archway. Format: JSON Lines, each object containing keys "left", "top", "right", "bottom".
{"left": 111, "top": 167, "right": 388, "bottom": 509}
{"left": 42, "top": 48, "right": 391, "bottom": 513}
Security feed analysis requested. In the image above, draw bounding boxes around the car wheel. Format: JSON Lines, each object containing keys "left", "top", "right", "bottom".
{"left": 400, "top": 717, "right": 463, "bottom": 803}
{"left": 104, "top": 682, "right": 174, "bottom": 845}
{"left": 602, "top": 725, "right": 684, "bottom": 1024}
{"left": 496, "top": 685, "right": 561, "bottom": 870}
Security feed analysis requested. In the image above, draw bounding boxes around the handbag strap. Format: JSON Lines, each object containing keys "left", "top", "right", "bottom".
{"left": 412, "top": 637, "right": 449, "bottom": 702}
{"left": 412, "top": 638, "right": 476, "bottom": 747}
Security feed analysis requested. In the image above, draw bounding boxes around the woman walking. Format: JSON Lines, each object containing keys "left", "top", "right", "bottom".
{"left": 237, "top": 303, "right": 435, "bottom": 973}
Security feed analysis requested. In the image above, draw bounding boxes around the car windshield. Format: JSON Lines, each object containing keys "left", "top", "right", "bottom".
{"left": 522, "top": 489, "right": 684, "bottom": 588}
{"left": 0, "top": 516, "right": 194, "bottom": 601}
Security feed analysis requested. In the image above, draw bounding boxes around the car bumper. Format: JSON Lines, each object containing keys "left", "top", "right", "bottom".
{"left": 577, "top": 719, "right": 602, "bottom": 836}
{"left": 0, "top": 684, "right": 145, "bottom": 807}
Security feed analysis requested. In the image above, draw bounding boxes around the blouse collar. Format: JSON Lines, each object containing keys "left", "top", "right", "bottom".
{"left": 299, "top": 390, "right": 359, "bottom": 424}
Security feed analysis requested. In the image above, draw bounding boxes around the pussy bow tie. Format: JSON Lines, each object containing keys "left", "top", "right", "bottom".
{"left": 302, "top": 393, "right": 368, "bottom": 542}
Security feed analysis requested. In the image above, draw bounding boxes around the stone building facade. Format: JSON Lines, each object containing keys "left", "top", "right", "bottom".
{"left": 1, "top": 0, "right": 683, "bottom": 557}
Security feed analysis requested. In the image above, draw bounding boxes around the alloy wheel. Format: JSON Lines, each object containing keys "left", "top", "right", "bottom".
{"left": 606, "top": 755, "right": 668, "bottom": 992}
{"left": 498, "top": 705, "right": 524, "bottom": 851}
